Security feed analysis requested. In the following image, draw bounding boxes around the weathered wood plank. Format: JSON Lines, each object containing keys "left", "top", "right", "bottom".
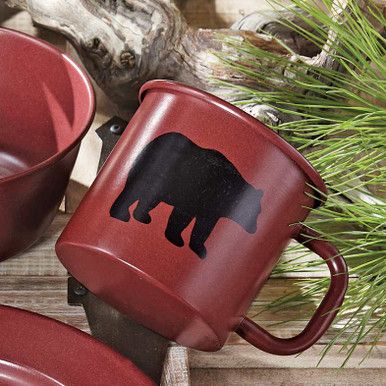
{"left": 0, "top": 260, "right": 378, "bottom": 380}
{"left": 162, "top": 346, "right": 191, "bottom": 386}
{"left": 189, "top": 344, "right": 386, "bottom": 369}
{"left": 0, "top": 276, "right": 89, "bottom": 331}
{"left": 179, "top": 0, "right": 276, "bottom": 28}
{"left": 0, "top": 215, "right": 69, "bottom": 276}
{"left": 190, "top": 368, "right": 386, "bottom": 386}
{"left": 0, "top": 274, "right": 367, "bottom": 345}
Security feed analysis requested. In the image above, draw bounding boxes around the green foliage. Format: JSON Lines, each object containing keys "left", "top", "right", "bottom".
{"left": 217, "top": 0, "right": 386, "bottom": 365}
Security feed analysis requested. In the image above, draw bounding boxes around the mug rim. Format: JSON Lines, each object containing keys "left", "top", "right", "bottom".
{"left": 0, "top": 28, "right": 95, "bottom": 185}
{"left": 139, "top": 79, "right": 327, "bottom": 207}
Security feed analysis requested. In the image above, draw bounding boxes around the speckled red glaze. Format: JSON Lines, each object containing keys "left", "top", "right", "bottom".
{"left": 0, "top": 305, "right": 154, "bottom": 385}
{"left": 0, "top": 28, "right": 95, "bottom": 260}
{"left": 56, "top": 80, "right": 347, "bottom": 354}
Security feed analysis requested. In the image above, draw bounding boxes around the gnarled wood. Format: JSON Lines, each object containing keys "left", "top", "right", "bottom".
{"left": 3, "top": 0, "right": 382, "bottom": 124}
{"left": 3, "top": 0, "right": 302, "bottom": 123}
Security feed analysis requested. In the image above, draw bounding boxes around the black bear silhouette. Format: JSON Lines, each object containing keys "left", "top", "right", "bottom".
{"left": 110, "top": 132, "right": 263, "bottom": 258}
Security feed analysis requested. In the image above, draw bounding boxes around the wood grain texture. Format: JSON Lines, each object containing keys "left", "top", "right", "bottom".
{"left": 0, "top": 215, "right": 68, "bottom": 276}
{"left": 5, "top": 0, "right": 289, "bottom": 116}
{"left": 5, "top": 0, "right": 336, "bottom": 132}
{"left": 190, "top": 368, "right": 386, "bottom": 386}
{"left": 178, "top": 0, "right": 289, "bottom": 28}
{"left": 189, "top": 345, "right": 386, "bottom": 369}
{"left": 162, "top": 346, "right": 191, "bottom": 386}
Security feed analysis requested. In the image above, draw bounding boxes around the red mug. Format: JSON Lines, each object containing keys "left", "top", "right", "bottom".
{"left": 0, "top": 28, "right": 95, "bottom": 260}
{"left": 56, "top": 80, "right": 348, "bottom": 354}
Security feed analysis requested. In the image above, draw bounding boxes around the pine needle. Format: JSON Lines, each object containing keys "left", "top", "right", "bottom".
{"left": 217, "top": 0, "right": 386, "bottom": 365}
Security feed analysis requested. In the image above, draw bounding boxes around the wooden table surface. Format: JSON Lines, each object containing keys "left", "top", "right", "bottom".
{"left": 2, "top": 215, "right": 384, "bottom": 385}
{"left": 1, "top": 2, "right": 385, "bottom": 385}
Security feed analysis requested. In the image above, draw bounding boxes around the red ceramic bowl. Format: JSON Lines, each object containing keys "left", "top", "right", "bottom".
{"left": 0, "top": 28, "right": 95, "bottom": 261}
{"left": 0, "top": 305, "right": 154, "bottom": 385}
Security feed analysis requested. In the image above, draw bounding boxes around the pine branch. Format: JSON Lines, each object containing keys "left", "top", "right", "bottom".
{"left": 218, "top": 0, "right": 386, "bottom": 365}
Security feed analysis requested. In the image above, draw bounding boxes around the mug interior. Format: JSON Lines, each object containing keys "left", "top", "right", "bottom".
{"left": 0, "top": 28, "right": 94, "bottom": 180}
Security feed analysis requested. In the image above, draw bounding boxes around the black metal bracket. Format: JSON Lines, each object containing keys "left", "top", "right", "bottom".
{"left": 68, "top": 277, "right": 169, "bottom": 384}
{"left": 96, "top": 116, "right": 128, "bottom": 170}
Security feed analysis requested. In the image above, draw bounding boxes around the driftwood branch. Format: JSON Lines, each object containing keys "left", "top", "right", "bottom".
{"left": 3, "top": 0, "right": 383, "bottom": 124}
{"left": 4, "top": 2, "right": 281, "bottom": 103}
{"left": 3, "top": 0, "right": 306, "bottom": 123}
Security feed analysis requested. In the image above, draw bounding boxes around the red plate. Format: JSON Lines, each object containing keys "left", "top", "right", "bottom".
{"left": 0, "top": 305, "right": 155, "bottom": 385}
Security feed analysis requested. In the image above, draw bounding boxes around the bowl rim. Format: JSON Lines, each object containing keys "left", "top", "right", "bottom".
{"left": 0, "top": 305, "right": 153, "bottom": 385}
{"left": 139, "top": 79, "right": 327, "bottom": 207}
{"left": 0, "top": 27, "right": 95, "bottom": 184}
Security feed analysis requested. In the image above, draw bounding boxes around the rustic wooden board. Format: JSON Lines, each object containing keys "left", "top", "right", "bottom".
{"left": 1, "top": 214, "right": 384, "bottom": 386}
{"left": 178, "top": 0, "right": 292, "bottom": 28}
{"left": 190, "top": 368, "right": 386, "bottom": 386}
{"left": 162, "top": 347, "right": 191, "bottom": 386}
{"left": 189, "top": 345, "right": 386, "bottom": 369}
{"left": 0, "top": 217, "right": 67, "bottom": 277}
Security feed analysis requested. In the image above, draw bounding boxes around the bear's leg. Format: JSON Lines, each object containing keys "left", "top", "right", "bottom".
{"left": 133, "top": 198, "right": 159, "bottom": 224}
{"left": 165, "top": 208, "right": 193, "bottom": 247}
{"left": 110, "top": 189, "right": 137, "bottom": 222}
{"left": 189, "top": 217, "right": 218, "bottom": 259}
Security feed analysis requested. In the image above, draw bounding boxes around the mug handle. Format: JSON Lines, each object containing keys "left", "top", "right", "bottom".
{"left": 235, "top": 226, "right": 348, "bottom": 355}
